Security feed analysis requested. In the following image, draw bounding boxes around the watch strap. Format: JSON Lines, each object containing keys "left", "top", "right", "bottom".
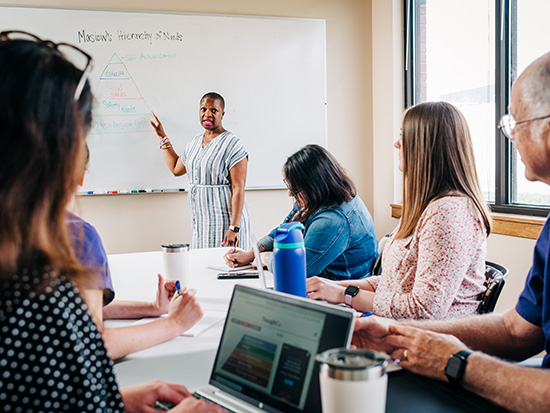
{"left": 445, "top": 349, "right": 473, "bottom": 384}
{"left": 344, "top": 285, "right": 359, "bottom": 307}
{"left": 344, "top": 293, "right": 353, "bottom": 306}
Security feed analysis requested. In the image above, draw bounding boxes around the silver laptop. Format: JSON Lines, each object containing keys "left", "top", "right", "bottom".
{"left": 194, "top": 284, "right": 355, "bottom": 412}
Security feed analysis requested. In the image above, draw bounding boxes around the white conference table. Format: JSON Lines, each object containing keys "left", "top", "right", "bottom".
{"left": 106, "top": 249, "right": 507, "bottom": 412}
{"left": 105, "top": 247, "right": 273, "bottom": 389}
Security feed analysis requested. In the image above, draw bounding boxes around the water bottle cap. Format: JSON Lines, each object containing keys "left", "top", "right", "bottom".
{"left": 274, "top": 222, "right": 305, "bottom": 249}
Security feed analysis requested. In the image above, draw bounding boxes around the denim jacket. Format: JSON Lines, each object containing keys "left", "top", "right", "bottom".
{"left": 258, "top": 195, "right": 378, "bottom": 280}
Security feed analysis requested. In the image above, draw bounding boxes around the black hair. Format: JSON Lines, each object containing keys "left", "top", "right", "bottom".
{"left": 201, "top": 92, "right": 225, "bottom": 110}
{"left": 284, "top": 144, "right": 356, "bottom": 222}
{"left": 0, "top": 39, "right": 93, "bottom": 279}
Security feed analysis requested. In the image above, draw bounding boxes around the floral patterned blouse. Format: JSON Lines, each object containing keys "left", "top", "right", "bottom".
{"left": 366, "top": 195, "right": 487, "bottom": 319}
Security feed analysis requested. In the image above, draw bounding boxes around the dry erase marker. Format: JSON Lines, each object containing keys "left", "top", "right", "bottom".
{"left": 175, "top": 280, "right": 181, "bottom": 295}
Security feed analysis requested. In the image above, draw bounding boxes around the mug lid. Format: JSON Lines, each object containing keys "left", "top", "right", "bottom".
{"left": 161, "top": 243, "right": 189, "bottom": 251}
{"left": 316, "top": 348, "right": 388, "bottom": 370}
{"left": 316, "top": 348, "right": 388, "bottom": 381}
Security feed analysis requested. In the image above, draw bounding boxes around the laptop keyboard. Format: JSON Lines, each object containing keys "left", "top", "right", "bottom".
{"left": 194, "top": 392, "right": 238, "bottom": 413}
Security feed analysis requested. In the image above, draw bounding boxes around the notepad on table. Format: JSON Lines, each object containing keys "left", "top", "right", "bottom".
{"left": 206, "top": 264, "right": 254, "bottom": 272}
{"left": 132, "top": 310, "right": 226, "bottom": 337}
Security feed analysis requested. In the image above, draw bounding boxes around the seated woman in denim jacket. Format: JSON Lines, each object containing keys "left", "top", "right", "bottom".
{"left": 224, "top": 144, "right": 378, "bottom": 280}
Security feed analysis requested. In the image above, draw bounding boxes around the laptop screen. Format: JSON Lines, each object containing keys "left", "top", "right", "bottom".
{"left": 209, "top": 285, "right": 355, "bottom": 412}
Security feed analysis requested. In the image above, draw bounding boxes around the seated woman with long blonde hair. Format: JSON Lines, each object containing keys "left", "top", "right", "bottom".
{"left": 307, "top": 102, "right": 491, "bottom": 319}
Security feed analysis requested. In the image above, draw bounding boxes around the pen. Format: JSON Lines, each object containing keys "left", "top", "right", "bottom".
{"left": 233, "top": 235, "right": 238, "bottom": 263}
{"left": 360, "top": 311, "right": 373, "bottom": 318}
{"left": 175, "top": 280, "right": 181, "bottom": 295}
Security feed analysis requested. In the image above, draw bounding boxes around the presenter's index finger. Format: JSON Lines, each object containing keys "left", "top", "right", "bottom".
{"left": 150, "top": 111, "right": 159, "bottom": 125}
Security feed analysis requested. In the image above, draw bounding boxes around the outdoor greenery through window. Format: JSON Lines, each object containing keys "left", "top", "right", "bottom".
{"left": 405, "top": 0, "right": 550, "bottom": 216}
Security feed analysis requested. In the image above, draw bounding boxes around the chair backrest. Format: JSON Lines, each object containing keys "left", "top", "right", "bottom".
{"left": 478, "top": 261, "right": 509, "bottom": 314}
{"left": 371, "top": 234, "right": 390, "bottom": 276}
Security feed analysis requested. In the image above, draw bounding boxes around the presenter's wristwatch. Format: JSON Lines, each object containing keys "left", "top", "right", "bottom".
{"left": 344, "top": 285, "right": 360, "bottom": 307}
{"left": 229, "top": 225, "right": 240, "bottom": 233}
{"left": 444, "top": 349, "right": 473, "bottom": 384}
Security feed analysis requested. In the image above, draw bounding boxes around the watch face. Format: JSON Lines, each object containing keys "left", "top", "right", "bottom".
{"left": 345, "top": 285, "right": 360, "bottom": 297}
{"left": 445, "top": 357, "right": 462, "bottom": 378}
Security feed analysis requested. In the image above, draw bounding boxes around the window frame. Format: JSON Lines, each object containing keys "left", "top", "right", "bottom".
{"left": 404, "top": 0, "right": 549, "bottom": 217}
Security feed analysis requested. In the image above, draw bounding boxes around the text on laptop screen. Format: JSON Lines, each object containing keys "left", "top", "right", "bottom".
{"left": 212, "top": 288, "right": 326, "bottom": 410}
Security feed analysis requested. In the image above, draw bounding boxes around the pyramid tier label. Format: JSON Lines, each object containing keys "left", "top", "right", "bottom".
{"left": 91, "top": 53, "right": 151, "bottom": 135}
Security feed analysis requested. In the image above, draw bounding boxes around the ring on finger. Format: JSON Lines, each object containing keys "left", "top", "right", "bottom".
{"left": 402, "top": 349, "right": 409, "bottom": 362}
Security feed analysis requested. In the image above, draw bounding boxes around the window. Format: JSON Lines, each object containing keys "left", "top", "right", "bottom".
{"left": 405, "top": 0, "right": 550, "bottom": 216}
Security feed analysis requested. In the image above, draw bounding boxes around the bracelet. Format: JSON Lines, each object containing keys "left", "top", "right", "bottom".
{"left": 159, "top": 136, "right": 170, "bottom": 146}
{"left": 161, "top": 144, "right": 172, "bottom": 150}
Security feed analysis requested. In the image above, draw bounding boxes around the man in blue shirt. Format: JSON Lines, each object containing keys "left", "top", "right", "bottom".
{"left": 353, "top": 51, "right": 550, "bottom": 412}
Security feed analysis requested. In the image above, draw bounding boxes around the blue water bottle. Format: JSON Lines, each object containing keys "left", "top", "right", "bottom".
{"left": 273, "top": 222, "right": 307, "bottom": 297}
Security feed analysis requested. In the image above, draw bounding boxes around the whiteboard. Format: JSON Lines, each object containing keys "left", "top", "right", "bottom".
{"left": 0, "top": 6, "right": 326, "bottom": 193}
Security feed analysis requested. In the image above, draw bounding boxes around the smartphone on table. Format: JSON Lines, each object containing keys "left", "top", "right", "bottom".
{"left": 216, "top": 272, "right": 259, "bottom": 280}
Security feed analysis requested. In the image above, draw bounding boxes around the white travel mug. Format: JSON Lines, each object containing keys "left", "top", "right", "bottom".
{"left": 316, "top": 348, "right": 388, "bottom": 413}
{"left": 161, "top": 243, "right": 190, "bottom": 285}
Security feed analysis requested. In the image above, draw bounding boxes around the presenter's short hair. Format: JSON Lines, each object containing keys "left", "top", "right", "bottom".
{"left": 201, "top": 92, "right": 225, "bottom": 109}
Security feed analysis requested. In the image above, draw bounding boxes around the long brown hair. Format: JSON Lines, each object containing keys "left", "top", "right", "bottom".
{"left": 396, "top": 101, "right": 491, "bottom": 239}
{"left": 0, "top": 40, "right": 93, "bottom": 281}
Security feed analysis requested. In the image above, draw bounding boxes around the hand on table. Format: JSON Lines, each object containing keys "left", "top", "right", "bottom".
{"left": 221, "top": 230, "right": 239, "bottom": 248}
{"left": 151, "top": 274, "right": 177, "bottom": 315}
{"left": 223, "top": 248, "right": 254, "bottom": 268}
{"left": 169, "top": 396, "right": 224, "bottom": 412}
{"left": 306, "top": 276, "right": 346, "bottom": 304}
{"left": 385, "top": 324, "right": 468, "bottom": 381}
{"left": 167, "top": 288, "right": 203, "bottom": 335}
{"left": 120, "top": 381, "right": 189, "bottom": 413}
{"left": 150, "top": 111, "right": 167, "bottom": 139}
{"left": 120, "top": 381, "right": 223, "bottom": 413}
{"left": 351, "top": 315, "right": 400, "bottom": 354}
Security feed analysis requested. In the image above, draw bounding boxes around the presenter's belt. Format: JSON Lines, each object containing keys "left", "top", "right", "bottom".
{"left": 189, "top": 183, "right": 230, "bottom": 195}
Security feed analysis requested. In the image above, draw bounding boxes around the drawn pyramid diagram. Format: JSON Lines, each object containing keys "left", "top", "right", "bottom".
{"left": 90, "top": 53, "right": 151, "bottom": 135}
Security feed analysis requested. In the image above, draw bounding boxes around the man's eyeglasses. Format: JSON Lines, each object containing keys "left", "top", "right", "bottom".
{"left": 0, "top": 30, "right": 94, "bottom": 101}
{"left": 498, "top": 113, "right": 550, "bottom": 141}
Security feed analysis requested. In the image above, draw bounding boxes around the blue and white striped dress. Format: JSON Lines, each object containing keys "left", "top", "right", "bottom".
{"left": 182, "top": 131, "right": 250, "bottom": 249}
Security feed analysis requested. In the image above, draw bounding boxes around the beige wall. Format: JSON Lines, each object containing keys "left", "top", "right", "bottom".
{"left": 4, "top": 0, "right": 537, "bottom": 313}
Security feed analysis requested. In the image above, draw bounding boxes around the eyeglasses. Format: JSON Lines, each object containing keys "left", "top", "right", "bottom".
{"left": 498, "top": 113, "right": 550, "bottom": 141}
{"left": 0, "top": 30, "right": 94, "bottom": 101}
{"left": 283, "top": 178, "right": 293, "bottom": 193}
{"left": 283, "top": 177, "right": 300, "bottom": 194}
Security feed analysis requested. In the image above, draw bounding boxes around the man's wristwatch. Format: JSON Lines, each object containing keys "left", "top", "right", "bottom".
{"left": 444, "top": 349, "right": 473, "bottom": 384}
{"left": 344, "top": 285, "right": 360, "bottom": 307}
{"left": 229, "top": 225, "right": 240, "bottom": 233}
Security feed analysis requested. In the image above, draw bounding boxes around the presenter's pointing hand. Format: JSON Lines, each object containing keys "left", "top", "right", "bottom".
{"left": 150, "top": 111, "right": 167, "bottom": 139}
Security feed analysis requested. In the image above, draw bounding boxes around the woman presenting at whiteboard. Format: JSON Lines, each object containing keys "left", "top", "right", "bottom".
{"left": 150, "top": 92, "right": 250, "bottom": 249}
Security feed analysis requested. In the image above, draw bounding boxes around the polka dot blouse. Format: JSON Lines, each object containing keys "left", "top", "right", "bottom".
{"left": 366, "top": 195, "right": 487, "bottom": 319}
{"left": 0, "top": 268, "right": 124, "bottom": 412}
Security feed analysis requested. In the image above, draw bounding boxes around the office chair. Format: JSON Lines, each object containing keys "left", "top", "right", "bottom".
{"left": 478, "top": 261, "right": 509, "bottom": 314}
{"left": 371, "top": 235, "right": 390, "bottom": 276}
